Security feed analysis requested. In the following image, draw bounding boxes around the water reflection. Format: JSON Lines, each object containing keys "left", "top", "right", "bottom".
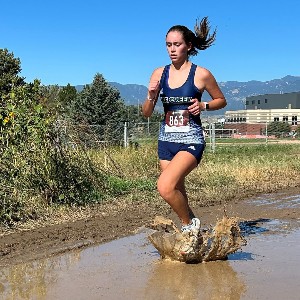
{"left": 228, "top": 251, "right": 254, "bottom": 260}
{"left": 239, "top": 218, "right": 271, "bottom": 235}
{"left": 247, "top": 193, "right": 300, "bottom": 209}
{"left": 0, "top": 251, "right": 82, "bottom": 300}
{"left": 0, "top": 231, "right": 246, "bottom": 300}
{"left": 144, "top": 260, "right": 246, "bottom": 300}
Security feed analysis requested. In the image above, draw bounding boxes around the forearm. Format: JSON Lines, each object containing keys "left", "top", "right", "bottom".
{"left": 142, "top": 97, "right": 156, "bottom": 117}
{"left": 201, "top": 97, "right": 227, "bottom": 111}
{"left": 143, "top": 68, "right": 163, "bottom": 117}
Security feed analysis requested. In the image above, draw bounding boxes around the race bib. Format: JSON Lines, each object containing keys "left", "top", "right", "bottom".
{"left": 165, "top": 110, "right": 190, "bottom": 132}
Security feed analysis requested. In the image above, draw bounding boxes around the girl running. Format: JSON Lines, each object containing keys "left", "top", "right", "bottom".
{"left": 142, "top": 17, "right": 226, "bottom": 258}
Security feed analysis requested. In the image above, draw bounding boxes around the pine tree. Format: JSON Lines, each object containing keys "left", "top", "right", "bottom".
{"left": 0, "top": 48, "right": 25, "bottom": 97}
{"left": 267, "top": 121, "right": 291, "bottom": 137}
{"left": 58, "top": 83, "right": 77, "bottom": 115}
{"left": 72, "top": 73, "right": 125, "bottom": 125}
{"left": 70, "top": 73, "right": 126, "bottom": 144}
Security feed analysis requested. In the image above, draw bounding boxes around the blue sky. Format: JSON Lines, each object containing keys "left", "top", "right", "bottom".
{"left": 2, "top": 0, "right": 299, "bottom": 87}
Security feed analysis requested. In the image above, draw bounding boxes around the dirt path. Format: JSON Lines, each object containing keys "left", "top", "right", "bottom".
{"left": 0, "top": 186, "right": 299, "bottom": 267}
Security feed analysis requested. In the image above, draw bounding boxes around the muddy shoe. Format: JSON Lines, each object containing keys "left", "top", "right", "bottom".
{"left": 181, "top": 217, "right": 201, "bottom": 235}
{"left": 180, "top": 218, "right": 201, "bottom": 261}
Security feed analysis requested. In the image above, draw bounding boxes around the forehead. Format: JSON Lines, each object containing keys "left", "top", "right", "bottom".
{"left": 166, "top": 30, "right": 184, "bottom": 42}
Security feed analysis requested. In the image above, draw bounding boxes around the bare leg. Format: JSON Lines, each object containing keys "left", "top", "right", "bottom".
{"left": 176, "top": 179, "right": 196, "bottom": 219}
{"left": 157, "top": 151, "right": 197, "bottom": 226}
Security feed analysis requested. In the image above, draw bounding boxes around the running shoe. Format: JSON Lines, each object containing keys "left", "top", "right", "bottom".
{"left": 180, "top": 218, "right": 201, "bottom": 257}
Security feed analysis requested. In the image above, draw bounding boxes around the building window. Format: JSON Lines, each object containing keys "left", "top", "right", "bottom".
{"left": 258, "top": 100, "right": 261, "bottom": 104}
{"left": 274, "top": 117, "right": 279, "bottom": 122}
{"left": 283, "top": 116, "right": 288, "bottom": 122}
{"left": 246, "top": 100, "right": 249, "bottom": 105}
{"left": 265, "top": 99, "right": 268, "bottom": 103}
{"left": 252, "top": 100, "right": 255, "bottom": 104}
{"left": 292, "top": 116, "right": 298, "bottom": 125}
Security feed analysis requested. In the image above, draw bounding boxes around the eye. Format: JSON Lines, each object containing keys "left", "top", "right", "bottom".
{"left": 166, "top": 42, "right": 181, "bottom": 47}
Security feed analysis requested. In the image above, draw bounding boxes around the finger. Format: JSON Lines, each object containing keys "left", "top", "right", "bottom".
{"left": 188, "top": 101, "right": 198, "bottom": 110}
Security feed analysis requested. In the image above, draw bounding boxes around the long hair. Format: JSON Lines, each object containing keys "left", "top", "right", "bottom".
{"left": 166, "top": 17, "right": 217, "bottom": 57}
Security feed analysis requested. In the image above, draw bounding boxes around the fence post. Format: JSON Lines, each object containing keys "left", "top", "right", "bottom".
{"left": 265, "top": 121, "right": 268, "bottom": 145}
{"left": 209, "top": 122, "right": 216, "bottom": 153}
{"left": 124, "top": 121, "right": 129, "bottom": 148}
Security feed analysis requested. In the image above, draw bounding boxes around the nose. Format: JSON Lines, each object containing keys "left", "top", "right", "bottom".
{"left": 171, "top": 44, "right": 176, "bottom": 52}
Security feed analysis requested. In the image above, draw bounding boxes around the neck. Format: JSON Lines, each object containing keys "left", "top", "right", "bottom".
{"left": 171, "top": 60, "right": 191, "bottom": 71}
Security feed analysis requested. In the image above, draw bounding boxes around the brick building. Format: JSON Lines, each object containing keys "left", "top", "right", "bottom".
{"left": 224, "top": 92, "right": 300, "bottom": 135}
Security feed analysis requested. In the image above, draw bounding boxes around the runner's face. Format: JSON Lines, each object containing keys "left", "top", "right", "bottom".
{"left": 166, "top": 31, "right": 190, "bottom": 63}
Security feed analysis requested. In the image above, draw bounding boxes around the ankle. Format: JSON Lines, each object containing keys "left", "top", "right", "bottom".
{"left": 181, "top": 219, "right": 192, "bottom": 227}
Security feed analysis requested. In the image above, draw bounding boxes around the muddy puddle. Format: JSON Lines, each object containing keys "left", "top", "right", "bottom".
{"left": 1, "top": 193, "right": 300, "bottom": 300}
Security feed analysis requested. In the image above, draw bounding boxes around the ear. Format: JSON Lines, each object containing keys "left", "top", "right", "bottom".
{"left": 187, "top": 42, "right": 192, "bottom": 51}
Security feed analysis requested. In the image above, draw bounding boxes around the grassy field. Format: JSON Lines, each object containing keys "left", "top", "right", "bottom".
{"left": 103, "top": 141, "right": 300, "bottom": 205}
{"left": 1, "top": 141, "right": 300, "bottom": 230}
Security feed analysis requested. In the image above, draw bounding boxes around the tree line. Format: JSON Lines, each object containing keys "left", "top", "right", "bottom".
{"left": 1, "top": 48, "right": 162, "bottom": 132}
{"left": 0, "top": 48, "right": 162, "bottom": 225}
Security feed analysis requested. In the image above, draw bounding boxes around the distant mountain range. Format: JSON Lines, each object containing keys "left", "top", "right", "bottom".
{"left": 76, "top": 75, "right": 300, "bottom": 115}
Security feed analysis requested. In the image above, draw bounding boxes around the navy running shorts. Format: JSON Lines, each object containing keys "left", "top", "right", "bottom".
{"left": 158, "top": 140, "right": 206, "bottom": 164}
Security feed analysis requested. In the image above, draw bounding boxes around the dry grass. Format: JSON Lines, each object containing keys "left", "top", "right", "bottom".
{"left": 1, "top": 142, "right": 300, "bottom": 232}
{"left": 86, "top": 142, "right": 300, "bottom": 208}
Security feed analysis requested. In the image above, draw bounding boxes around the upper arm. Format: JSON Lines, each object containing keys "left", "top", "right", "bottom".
{"left": 150, "top": 67, "right": 164, "bottom": 84}
{"left": 196, "top": 67, "right": 225, "bottom": 100}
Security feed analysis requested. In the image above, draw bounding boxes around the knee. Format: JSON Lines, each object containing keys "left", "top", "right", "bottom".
{"left": 157, "top": 177, "right": 174, "bottom": 201}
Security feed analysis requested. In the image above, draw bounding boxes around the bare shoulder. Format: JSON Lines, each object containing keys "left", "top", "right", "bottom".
{"left": 150, "top": 66, "right": 165, "bottom": 80}
{"left": 195, "top": 66, "right": 215, "bottom": 81}
{"left": 195, "top": 65, "right": 224, "bottom": 99}
{"left": 194, "top": 66, "right": 216, "bottom": 90}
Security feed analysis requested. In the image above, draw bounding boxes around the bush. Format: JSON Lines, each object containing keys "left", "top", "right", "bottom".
{"left": 0, "top": 81, "right": 108, "bottom": 225}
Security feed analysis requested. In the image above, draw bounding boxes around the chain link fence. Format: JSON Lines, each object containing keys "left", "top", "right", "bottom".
{"left": 56, "top": 121, "right": 161, "bottom": 149}
{"left": 57, "top": 121, "right": 299, "bottom": 152}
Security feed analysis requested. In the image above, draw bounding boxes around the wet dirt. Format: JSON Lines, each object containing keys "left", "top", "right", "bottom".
{"left": 0, "top": 188, "right": 300, "bottom": 299}
{"left": 1, "top": 186, "right": 299, "bottom": 268}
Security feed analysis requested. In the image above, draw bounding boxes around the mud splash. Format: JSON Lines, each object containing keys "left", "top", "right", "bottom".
{"left": 148, "top": 215, "right": 246, "bottom": 263}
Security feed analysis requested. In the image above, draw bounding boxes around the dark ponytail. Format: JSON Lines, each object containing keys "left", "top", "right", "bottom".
{"left": 167, "top": 17, "right": 217, "bottom": 57}
{"left": 193, "top": 17, "right": 217, "bottom": 52}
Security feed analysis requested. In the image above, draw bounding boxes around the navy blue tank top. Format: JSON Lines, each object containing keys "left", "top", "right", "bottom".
{"left": 158, "top": 64, "right": 205, "bottom": 144}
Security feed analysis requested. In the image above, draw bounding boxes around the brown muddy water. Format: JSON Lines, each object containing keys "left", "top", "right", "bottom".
{"left": 1, "top": 193, "right": 300, "bottom": 300}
